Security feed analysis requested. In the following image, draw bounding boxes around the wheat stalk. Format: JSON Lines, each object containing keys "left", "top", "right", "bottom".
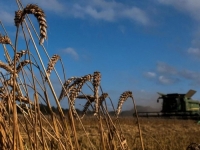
{"left": 14, "top": 4, "right": 47, "bottom": 44}
{"left": 116, "top": 91, "right": 133, "bottom": 117}
{"left": 77, "top": 93, "right": 108, "bottom": 119}
{"left": 78, "top": 95, "right": 94, "bottom": 119}
{"left": 0, "top": 112, "right": 13, "bottom": 150}
{"left": 69, "top": 74, "right": 93, "bottom": 118}
{"left": 46, "top": 54, "right": 60, "bottom": 79}
{"left": 59, "top": 74, "right": 93, "bottom": 102}
{"left": 120, "top": 134, "right": 129, "bottom": 150}
{"left": 93, "top": 71, "right": 101, "bottom": 116}
{"left": 4, "top": 78, "right": 21, "bottom": 96}
{"left": 0, "top": 93, "right": 32, "bottom": 104}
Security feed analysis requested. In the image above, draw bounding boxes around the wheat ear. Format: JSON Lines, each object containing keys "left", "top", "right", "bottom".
{"left": 0, "top": 93, "right": 32, "bottom": 104}
{"left": 116, "top": 91, "right": 133, "bottom": 116}
{"left": 46, "top": 54, "right": 60, "bottom": 79}
{"left": 99, "top": 93, "right": 108, "bottom": 105}
{"left": 11, "top": 50, "right": 28, "bottom": 65}
{"left": 69, "top": 74, "right": 93, "bottom": 118}
{"left": 58, "top": 77, "right": 77, "bottom": 101}
{"left": 186, "top": 143, "right": 200, "bottom": 150}
{"left": 0, "top": 34, "right": 11, "bottom": 44}
{"left": 0, "top": 61, "right": 14, "bottom": 74}
{"left": 14, "top": 4, "right": 47, "bottom": 44}
{"left": 16, "top": 60, "right": 31, "bottom": 73}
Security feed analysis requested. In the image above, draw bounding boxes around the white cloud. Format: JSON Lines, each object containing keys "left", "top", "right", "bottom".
{"left": 156, "top": 0, "right": 200, "bottom": 59}
{"left": 145, "top": 72, "right": 157, "bottom": 78}
{"left": 156, "top": 62, "right": 177, "bottom": 74}
{"left": 70, "top": 0, "right": 151, "bottom": 25}
{"left": 0, "top": 0, "right": 64, "bottom": 26}
{"left": 0, "top": 0, "right": 151, "bottom": 26}
{"left": 148, "top": 61, "right": 200, "bottom": 85}
{"left": 22, "top": 0, "right": 65, "bottom": 13}
{"left": 187, "top": 47, "right": 200, "bottom": 57}
{"left": 121, "top": 7, "right": 150, "bottom": 25}
{"left": 179, "top": 69, "right": 200, "bottom": 82}
{"left": 0, "top": 10, "right": 14, "bottom": 25}
{"left": 85, "top": 6, "right": 115, "bottom": 21}
{"left": 158, "top": 75, "right": 172, "bottom": 84}
{"left": 62, "top": 47, "right": 79, "bottom": 60}
{"left": 157, "top": 0, "right": 200, "bottom": 21}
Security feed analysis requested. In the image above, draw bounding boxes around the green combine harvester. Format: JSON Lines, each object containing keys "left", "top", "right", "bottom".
{"left": 157, "top": 89, "right": 200, "bottom": 117}
{"left": 136, "top": 90, "right": 200, "bottom": 118}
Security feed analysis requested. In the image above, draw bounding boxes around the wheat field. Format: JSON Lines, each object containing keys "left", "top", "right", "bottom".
{"left": 0, "top": 1, "right": 199, "bottom": 150}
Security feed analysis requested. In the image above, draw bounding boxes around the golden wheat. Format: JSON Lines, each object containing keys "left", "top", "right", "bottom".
{"left": 16, "top": 60, "right": 31, "bottom": 73}
{"left": 76, "top": 93, "right": 108, "bottom": 118}
{"left": 0, "top": 61, "right": 14, "bottom": 74}
{"left": 0, "top": 2, "right": 168, "bottom": 150}
{"left": 58, "top": 77, "right": 77, "bottom": 101}
{"left": 14, "top": 4, "right": 47, "bottom": 44}
{"left": 46, "top": 54, "right": 60, "bottom": 79}
{"left": 0, "top": 34, "right": 11, "bottom": 45}
{"left": 93, "top": 71, "right": 101, "bottom": 116}
{"left": 116, "top": 91, "right": 133, "bottom": 116}
{"left": 11, "top": 50, "right": 28, "bottom": 65}
{"left": 69, "top": 74, "right": 93, "bottom": 118}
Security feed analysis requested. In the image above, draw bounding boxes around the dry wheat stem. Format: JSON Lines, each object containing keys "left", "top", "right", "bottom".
{"left": 17, "top": 4, "right": 72, "bottom": 133}
{"left": 2, "top": 44, "right": 12, "bottom": 65}
{"left": 78, "top": 93, "right": 108, "bottom": 119}
{"left": 93, "top": 71, "right": 101, "bottom": 116}
{"left": 120, "top": 134, "right": 129, "bottom": 150}
{"left": 19, "top": 19, "right": 48, "bottom": 149}
{"left": 0, "top": 93, "right": 32, "bottom": 104}
{"left": 101, "top": 105, "right": 126, "bottom": 150}
{"left": 4, "top": 78, "right": 21, "bottom": 96}
{"left": 69, "top": 74, "right": 93, "bottom": 119}
{"left": 20, "top": 13, "right": 74, "bottom": 147}
{"left": 17, "top": 10, "right": 76, "bottom": 148}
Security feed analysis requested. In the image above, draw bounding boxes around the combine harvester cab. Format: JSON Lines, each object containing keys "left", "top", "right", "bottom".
{"left": 157, "top": 90, "right": 200, "bottom": 117}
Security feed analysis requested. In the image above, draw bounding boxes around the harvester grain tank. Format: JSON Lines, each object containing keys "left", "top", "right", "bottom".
{"left": 157, "top": 89, "right": 200, "bottom": 116}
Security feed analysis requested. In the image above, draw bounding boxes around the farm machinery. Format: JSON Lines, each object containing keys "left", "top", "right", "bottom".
{"left": 138, "top": 90, "right": 200, "bottom": 118}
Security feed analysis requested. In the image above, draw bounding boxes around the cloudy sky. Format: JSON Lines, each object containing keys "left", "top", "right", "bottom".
{"left": 1, "top": 0, "right": 200, "bottom": 110}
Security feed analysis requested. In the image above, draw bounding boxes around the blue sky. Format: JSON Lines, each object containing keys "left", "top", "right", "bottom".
{"left": 1, "top": 0, "right": 200, "bottom": 110}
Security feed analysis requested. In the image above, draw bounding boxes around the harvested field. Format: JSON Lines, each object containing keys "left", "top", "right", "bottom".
{"left": 17, "top": 116, "right": 200, "bottom": 149}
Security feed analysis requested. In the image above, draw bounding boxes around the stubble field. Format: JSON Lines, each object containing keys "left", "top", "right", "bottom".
{"left": 76, "top": 117, "right": 200, "bottom": 150}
